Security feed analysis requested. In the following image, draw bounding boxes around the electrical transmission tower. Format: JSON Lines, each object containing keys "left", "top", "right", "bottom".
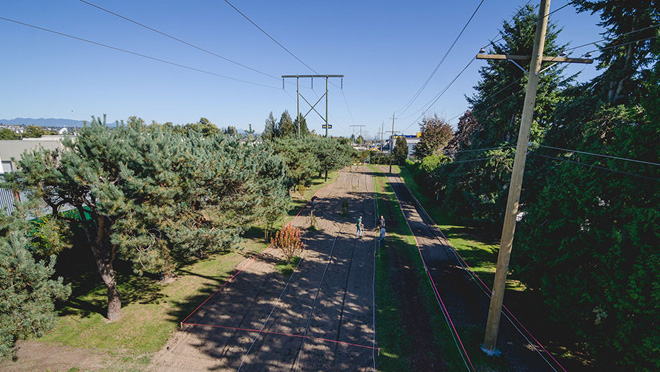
{"left": 350, "top": 125, "right": 365, "bottom": 143}
{"left": 282, "top": 74, "right": 344, "bottom": 137}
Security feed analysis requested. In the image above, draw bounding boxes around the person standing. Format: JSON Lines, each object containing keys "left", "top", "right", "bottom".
{"left": 378, "top": 215, "right": 385, "bottom": 229}
{"left": 378, "top": 226, "right": 386, "bottom": 247}
{"left": 356, "top": 216, "right": 363, "bottom": 238}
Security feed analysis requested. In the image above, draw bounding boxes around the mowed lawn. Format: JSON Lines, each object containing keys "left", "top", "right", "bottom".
{"left": 397, "top": 165, "right": 525, "bottom": 292}
{"left": 35, "top": 172, "right": 338, "bottom": 370}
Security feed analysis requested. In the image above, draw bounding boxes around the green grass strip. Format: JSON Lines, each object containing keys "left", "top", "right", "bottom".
{"left": 369, "top": 165, "right": 468, "bottom": 371}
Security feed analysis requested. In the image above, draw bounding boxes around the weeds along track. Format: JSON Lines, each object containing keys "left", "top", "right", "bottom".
{"left": 150, "top": 167, "right": 377, "bottom": 372}
{"left": 385, "top": 170, "right": 567, "bottom": 372}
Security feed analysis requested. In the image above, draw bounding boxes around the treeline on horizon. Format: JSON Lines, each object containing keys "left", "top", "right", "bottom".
{"left": 405, "top": 2, "right": 659, "bottom": 370}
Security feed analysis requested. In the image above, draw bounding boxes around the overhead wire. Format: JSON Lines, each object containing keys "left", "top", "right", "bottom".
{"left": 564, "top": 23, "right": 660, "bottom": 53}
{"left": 530, "top": 153, "right": 660, "bottom": 182}
{"left": 399, "top": 58, "right": 476, "bottom": 134}
{"left": 401, "top": 0, "right": 536, "bottom": 134}
{"left": 78, "top": 0, "right": 282, "bottom": 81}
{"left": 534, "top": 144, "right": 660, "bottom": 168}
{"left": 220, "top": 0, "right": 356, "bottom": 134}
{"left": 223, "top": 0, "right": 318, "bottom": 75}
{"left": 397, "top": 0, "right": 487, "bottom": 116}
{"left": 0, "top": 16, "right": 279, "bottom": 89}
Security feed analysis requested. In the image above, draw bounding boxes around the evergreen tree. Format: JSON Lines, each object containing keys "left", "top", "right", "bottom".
{"left": 5, "top": 117, "right": 288, "bottom": 321}
{"left": 393, "top": 136, "right": 408, "bottom": 163}
{"left": 293, "top": 114, "right": 310, "bottom": 137}
{"left": 439, "top": 4, "right": 568, "bottom": 226}
{"left": 512, "top": 2, "right": 660, "bottom": 369}
{"left": 276, "top": 111, "right": 296, "bottom": 138}
{"left": 0, "top": 229, "right": 70, "bottom": 359}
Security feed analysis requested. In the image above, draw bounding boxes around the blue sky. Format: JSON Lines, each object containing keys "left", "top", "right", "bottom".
{"left": 0, "top": 0, "right": 604, "bottom": 137}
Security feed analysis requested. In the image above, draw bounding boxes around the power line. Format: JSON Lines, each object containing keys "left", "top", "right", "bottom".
{"left": 0, "top": 16, "right": 279, "bottom": 89}
{"left": 534, "top": 143, "right": 660, "bottom": 168}
{"left": 564, "top": 23, "right": 660, "bottom": 53}
{"left": 223, "top": 0, "right": 318, "bottom": 74}
{"left": 398, "top": 0, "right": 486, "bottom": 116}
{"left": 78, "top": 0, "right": 281, "bottom": 81}
{"left": 530, "top": 153, "right": 660, "bottom": 182}
{"left": 585, "top": 34, "right": 660, "bottom": 56}
{"left": 400, "top": 58, "right": 476, "bottom": 134}
{"left": 341, "top": 89, "right": 356, "bottom": 126}
{"left": 480, "top": 0, "right": 532, "bottom": 50}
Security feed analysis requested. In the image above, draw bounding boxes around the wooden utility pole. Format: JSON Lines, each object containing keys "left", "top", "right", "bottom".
{"left": 478, "top": 0, "right": 592, "bottom": 355}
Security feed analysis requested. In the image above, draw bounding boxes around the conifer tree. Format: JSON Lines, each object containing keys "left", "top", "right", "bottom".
{"left": 0, "top": 229, "right": 70, "bottom": 359}
{"left": 276, "top": 110, "right": 297, "bottom": 138}
{"left": 512, "top": 2, "right": 660, "bottom": 368}
{"left": 5, "top": 117, "right": 289, "bottom": 321}
{"left": 439, "top": 4, "right": 568, "bottom": 226}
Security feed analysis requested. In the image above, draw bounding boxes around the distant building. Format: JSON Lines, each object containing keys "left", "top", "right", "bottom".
{"left": 0, "top": 137, "right": 66, "bottom": 215}
{"left": 391, "top": 134, "right": 421, "bottom": 159}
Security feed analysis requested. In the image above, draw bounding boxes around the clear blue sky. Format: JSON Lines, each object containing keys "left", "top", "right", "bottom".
{"left": 0, "top": 0, "right": 604, "bottom": 137}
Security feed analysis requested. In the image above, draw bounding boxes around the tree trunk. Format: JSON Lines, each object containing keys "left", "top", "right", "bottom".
{"left": 81, "top": 211, "right": 122, "bottom": 321}
{"left": 324, "top": 168, "right": 328, "bottom": 181}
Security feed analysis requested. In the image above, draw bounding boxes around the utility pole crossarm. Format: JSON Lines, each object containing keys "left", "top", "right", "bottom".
{"left": 476, "top": 53, "right": 593, "bottom": 64}
{"left": 281, "top": 74, "right": 344, "bottom": 137}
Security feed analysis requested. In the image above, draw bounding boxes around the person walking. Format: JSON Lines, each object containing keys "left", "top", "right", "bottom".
{"left": 356, "top": 216, "right": 363, "bottom": 238}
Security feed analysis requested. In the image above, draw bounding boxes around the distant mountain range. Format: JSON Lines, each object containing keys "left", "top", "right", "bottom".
{"left": 0, "top": 118, "right": 251, "bottom": 133}
{"left": 0, "top": 118, "right": 87, "bottom": 127}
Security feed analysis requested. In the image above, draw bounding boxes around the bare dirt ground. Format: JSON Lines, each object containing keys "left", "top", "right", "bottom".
{"left": 385, "top": 170, "right": 572, "bottom": 371}
{"left": 149, "top": 167, "right": 378, "bottom": 371}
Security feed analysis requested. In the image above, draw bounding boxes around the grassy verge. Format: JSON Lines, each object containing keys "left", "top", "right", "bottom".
{"left": 397, "top": 165, "right": 525, "bottom": 292}
{"left": 38, "top": 172, "right": 340, "bottom": 370}
{"left": 369, "top": 165, "right": 467, "bottom": 371}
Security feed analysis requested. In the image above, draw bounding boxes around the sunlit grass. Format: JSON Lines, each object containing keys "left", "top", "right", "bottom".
{"left": 37, "top": 172, "right": 340, "bottom": 370}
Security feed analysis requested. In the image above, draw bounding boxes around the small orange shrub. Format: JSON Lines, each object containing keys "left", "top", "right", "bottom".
{"left": 271, "top": 223, "right": 304, "bottom": 263}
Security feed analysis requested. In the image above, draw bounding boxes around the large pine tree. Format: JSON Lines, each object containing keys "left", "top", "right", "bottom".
{"left": 439, "top": 4, "right": 569, "bottom": 226}
{"left": 6, "top": 118, "right": 289, "bottom": 321}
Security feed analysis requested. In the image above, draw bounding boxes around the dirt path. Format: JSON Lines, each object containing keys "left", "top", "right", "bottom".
{"left": 385, "top": 170, "right": 564, "bottom": 371}
{"left": 149, "top": 167, "right": 378, "bottom": 371}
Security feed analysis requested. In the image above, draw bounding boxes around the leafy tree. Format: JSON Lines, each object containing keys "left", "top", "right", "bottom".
{"left": 444, "top": 110, "right": 480, "bottom": 158}
{"left": 22, "top": 125, "right": 51, "bottom": 138}
{"left": 393, "top": 136, "right": 408, "bottom": 164}
{"left": 5, "top": 117, "right": 288, "bottom": 321}
{"left": 413, "top": 114, "right": 454, "bottom": 159}
{"left": 573, "top": 0, "right": 660, "bottom": 105}
{"left": 0, "top": 128, "right": 18, "bottom": 140}
{"left": 0, "top": 227, "right": 70, "bottom": 360}
{"left": 176, "top": 117, "right": 220, "bottom": 137}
